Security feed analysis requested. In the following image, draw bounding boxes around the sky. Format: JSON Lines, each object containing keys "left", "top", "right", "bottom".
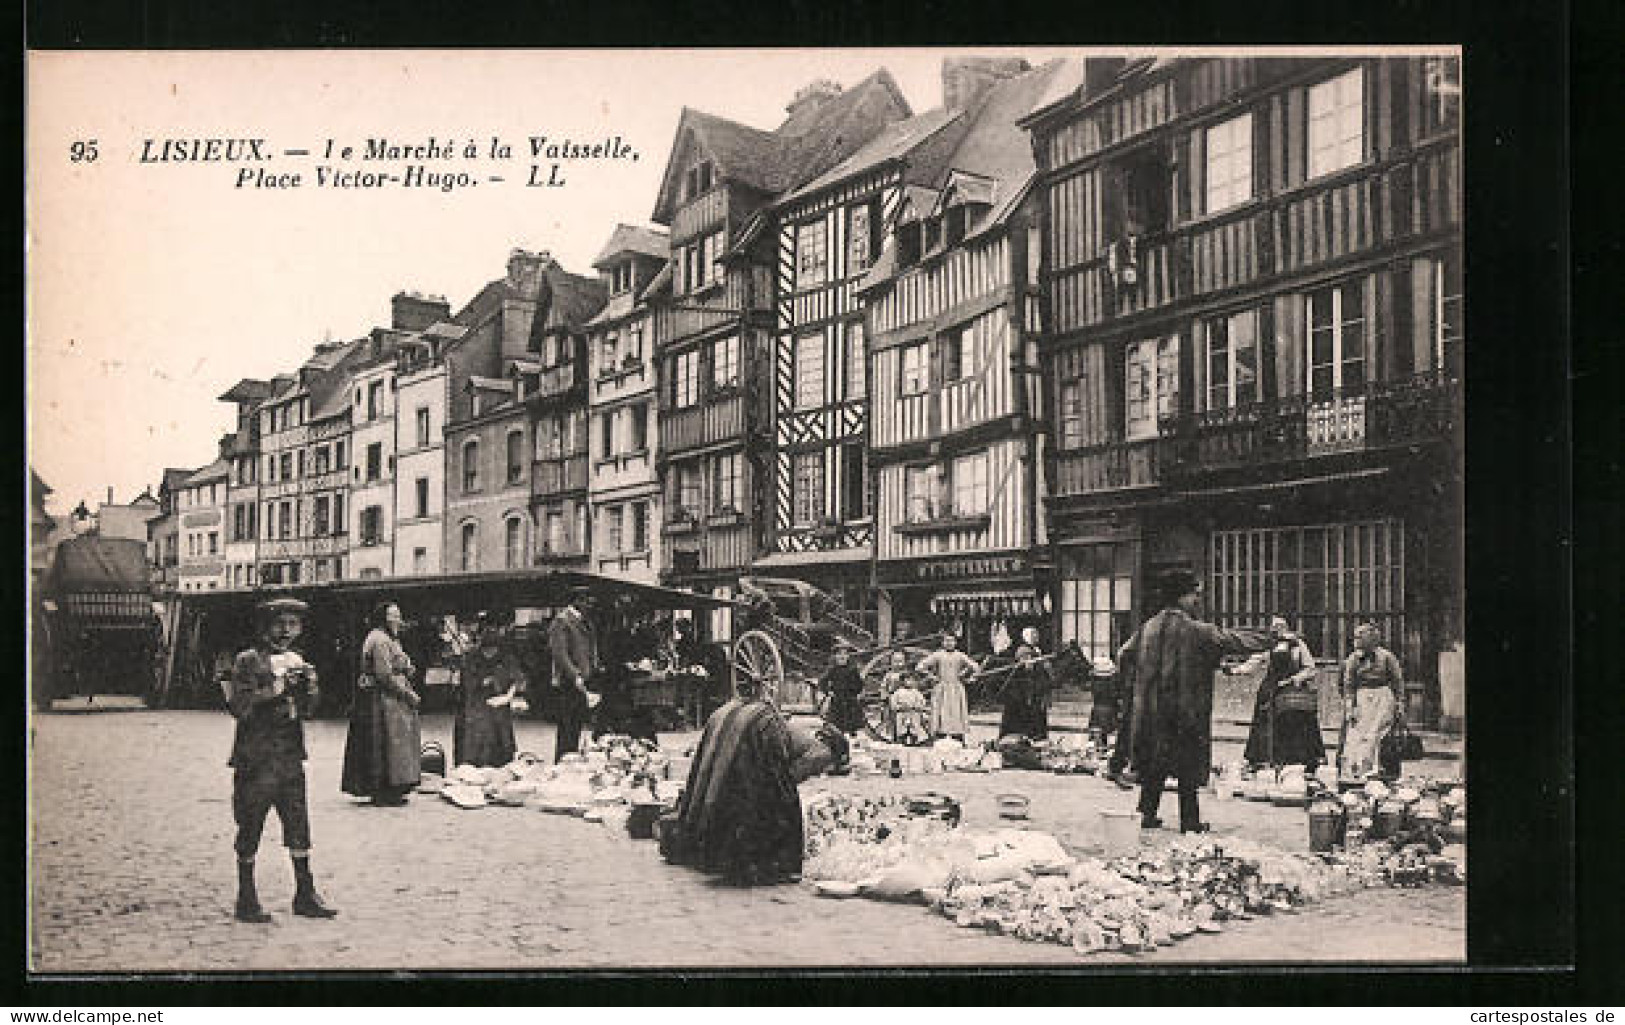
{"left": 27, "top": 47, "right": 1099, "bottom": 516}
{"left": 27, "top": 45, "right": 1422, "bottom": 516}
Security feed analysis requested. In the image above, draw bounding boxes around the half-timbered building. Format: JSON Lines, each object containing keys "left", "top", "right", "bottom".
{"left": 767, "top": 62, "right": 1040, "bottom": 615}
{"left": 649, "top": 70, "right": 912, "bottom": 635}
{"left": 861, "top": 58, "right": 1082, "bottom": 650}
{"left": 1024, "top": 55, "right": 1462, "bottom": 724}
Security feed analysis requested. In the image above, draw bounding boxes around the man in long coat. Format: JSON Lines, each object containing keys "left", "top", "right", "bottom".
{"left": 1118, "top": 569, "right": 1270, "bottom": 833}
{"left": 548, "top": 590, "right": 599, "bottom": 762}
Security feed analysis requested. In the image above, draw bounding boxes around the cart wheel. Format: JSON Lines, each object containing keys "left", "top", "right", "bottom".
{"left": 732, "top": 630, "right": 785, "bottom": 706}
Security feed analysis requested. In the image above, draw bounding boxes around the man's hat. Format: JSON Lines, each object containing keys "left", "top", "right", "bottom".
{"left": 1157, "top": 568, "right": 1202, "bottom": 603}
{"left": 256, "top": 597, "right": 309, "bottom": 619}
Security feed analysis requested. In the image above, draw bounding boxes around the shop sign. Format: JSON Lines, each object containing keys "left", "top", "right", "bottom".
{"left": 879, "top": 552, "right": 1029, "bottom": 585}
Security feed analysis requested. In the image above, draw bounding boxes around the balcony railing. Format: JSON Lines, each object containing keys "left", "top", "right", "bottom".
{"left": 1053, "top": 438, "right": 1162, "bottom": 498}
{"left": 530, "top": 361, "right": 584, "bottom": 403}
{"left": 660, "top": 391, "right": 746, "bottom": 456}
{"left": 532, "top": 453, "right": 588, "bottom": 497}
{"left": 1160, "top": 371, "right": 1461, "bottom": 477}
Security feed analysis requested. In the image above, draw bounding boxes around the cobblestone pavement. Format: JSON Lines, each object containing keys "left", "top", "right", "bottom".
{"left": 29, "top": 710, "right": 1464, "bottom": 973}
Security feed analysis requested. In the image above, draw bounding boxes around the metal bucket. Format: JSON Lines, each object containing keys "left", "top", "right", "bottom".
{"left": 1308, "top": 805, "right": 1346, "bottom": 852}
{"left": 626, "top": 802, "right": 667, "bottom": 840}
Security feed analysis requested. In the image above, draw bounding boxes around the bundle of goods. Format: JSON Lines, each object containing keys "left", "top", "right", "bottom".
{"left": 1334, "top": 778, "right": 1465, "bottom": 846}
{"left": 996, "top": 735, "right": 1047, "bottom": 771}
{"left": 1042, "top": 735, "right": 1100, "bottom": 775}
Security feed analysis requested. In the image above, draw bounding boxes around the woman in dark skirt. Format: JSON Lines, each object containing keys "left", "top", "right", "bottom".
{"left": 1241, "top": 616, "right": 1326, "bottom": 770}
{"left": 453, "top": 615, "right": 526, "bottom": 768}
{"left": 341, "top": 603, "right": 422, "bottom": 805}
{"left": 998, "top": 643, "right": 1052, "bottom": 740}
{"left": 819, "top": 643, "right": 868, "bottom": 735}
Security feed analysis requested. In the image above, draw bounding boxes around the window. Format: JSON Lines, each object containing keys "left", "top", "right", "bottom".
{"left": 792, "top": 452, "right": 824, "bottom": 525}
{"left": 905, "top": 464, "right": 943, "bottom": 523}
{"left": 712, "top": 336, "right": 740, "bottom": 390}
{"left": 839, "top": 442, "right": 867, "bottom": 521}
{"left": 460, "top": 522, "right": 478, "bottom": 571}
{"left": 366, "top": 443, "right": 383, "bottom": 482}
{"left": 367, "top": 381, "right": 383, "bottom": 421}
{"left": 897, "top": 221, "right": 922, "bottom": 268}
{"left": 1058, "top": 541, "right": 1138, "bottom": 661}
{"left": 1433, "top": 253, "right": 1463, "bottom": 373}
{"left": 334, "top": 440, "right": 347, "bottom": 469}
{"left": 795, "top": 334, "right": 824, "bottom": 409}
{"left": 599, "top": 411, "right": 616, "bottom": 459}
{"left": 795, "top": 220, "right": 828, "bottom": 288}
{"left": 360, "top": 506, "right": 383, "bottom": 546}
{"left": 576, "top": 506, "right": 590, "bottom": 554}
{"left": 313, "top": 446, "right": 330, "bottom": 475}
{"left": 1125, "top": 336, "right": 1180, "bottom": 440}
{"left": 314, "top": 495, "right": 330, "bottom": 536}
{"left": 462, "top": 439, "right": 480, "bottom": 492}
{"left": 900, "top": 342, "right": 930, "bottom": 395}
{"left": 712, "top": 453, "right": 741, "bottom": 514}
{"left": 1210, "top": 521, "right": 1404, "bottom": 673}
{"left": 332, "top": 492, "right": 344, "bottom": 534}
{"left": 1058, "top": 380, "right": 1087, "bottom": 449}
{"left": 545, "top": 511, "right": 565, "bottom": 552}
{"left": 278, "top": 500, "right": 293, "bottom": 540}
{"left": 279, "top": 453, "right": 292, "bottom": 481}
{"left": 845, "top": 321, "right": 866, "bottom": 401}
{"left": 951, "top": 451, "right": 989, "bottom": 517}
{"left": 1421, "top": 56, "right": 1461, "bottom": 136}
{"left": 1205, "top": 112, "right": 1254, "bottom": 213}
{"left": 685, "top": 161, "right": 713, "bottom": 201}
{"left": 414, "top": 477, "right": 430, "bottom": 519}
{"left": 1204, "top": 309, "right": 1260, "bottom": 410}
{"left": 412, "top": 547, "right": 428, "bottom": 574}
{"left": 942, "top": 325, "right": 977, "bottom": 382}
{"left": 630, "top": 501, "right": 649, "bottom": 551}
{"left": 208, "top": 531, "right": 219, "bottom": 555}
{"left": 415, "top": 407, "right": 431, "bottom": 448}
{"left": 675, "top": 463, "right": 702, "bottom": 519}
{"left": 923, "top": 216, "right": 942, "bottom": 253}
{"left": 601, "top": 332, "right": 619, "bottom": 371}
{"left": 1109, "top": 146, "right": 1172, "bottom": 237}
{"left": 611, "top": 263, "right": 633, "bottom": 295}
{"left": 628, "top": 326, "right": 644, "bottom": 363}
{"left": 673, "top": 350, "right": 701, "bottom": 408}
{"left": 628, "top": 403, "right": 648, "bottom": 452}
{"left": 1307, "top": 279, "right": 1366, "bottom": 396}
{"left": 505, "top": 516, "right": 526, "bottom": 568}
{"left": 605, "top": 506, "right": 624, "bottom": 554}
{"left": 506, "top": 430, "right": 525, "bottom": 485}
{"left": 847, "top": 199, "right": 882, "bottom": 273}
{"left": 1308, "top": 67, "right": 1365, "bottom": 179}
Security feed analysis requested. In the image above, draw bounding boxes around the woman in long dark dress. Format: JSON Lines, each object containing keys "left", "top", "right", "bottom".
{"left": 454, "top": 617, "right": 526, "bottom": 768}
{"left": 1241, "top": 616, "right": 1326, "bottom": 770}
{"left": 998, "top": 643, "right": 1052, "bottom": 740}
{"left": 341, "top": 603, "right": 422, "bottom": 805}
{"left": 819, "top": 644, "right": 867, "bottom": 735}
{"left": 663, "top": 674, "right": 805, "bottom": 885}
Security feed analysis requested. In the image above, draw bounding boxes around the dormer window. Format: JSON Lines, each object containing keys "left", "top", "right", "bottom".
{"left": 923, "top": 216, "right": 942, "bottom": 253}
{"left": 897, "top": 222, "right": 922, "bottom": 269}
{"left": 684, "top": 161, "right": 714, "bottom": 202}
{"left": 944, "top": 205, "right": 970, "bottom": 248}
{"left": 611, "top": 263, "right": 634, "bottom": 295}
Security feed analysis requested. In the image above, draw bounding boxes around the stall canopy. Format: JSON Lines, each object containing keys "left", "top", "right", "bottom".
{"left": 45, "top": 537, "right": 154, "bottom": 627}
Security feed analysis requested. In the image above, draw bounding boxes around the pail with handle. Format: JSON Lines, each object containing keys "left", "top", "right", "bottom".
{"left": 1100, "top": 809, "right": 1140, "bottom": 859}
{"left": 1308, "top": 796, "right": 1346, "bottom": 852}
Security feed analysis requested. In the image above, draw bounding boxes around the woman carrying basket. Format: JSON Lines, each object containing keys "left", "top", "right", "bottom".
{"left": 1239, "top": 616, "right": 1326, "bottom": 771}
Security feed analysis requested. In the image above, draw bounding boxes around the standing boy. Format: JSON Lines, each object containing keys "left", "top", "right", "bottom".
{"left": 226, "top": 597, "right": 337, "bottom": 922}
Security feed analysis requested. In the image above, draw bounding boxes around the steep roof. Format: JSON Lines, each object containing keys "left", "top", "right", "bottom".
{"left": 182, "top": 459, "right": 230, "bottom": 486}
{"left": 651, "top": 68, "right": 913, "bottom": 223}
{"left": 584, "top": 291, "right": 639, "bottom": 330}
{"left": 533, "top": 262, "right": 609, "bottom": 334}
{"left": 217, "top": 378, "right": 273, "bottom": 404}
{"left": 47, "top": 536, "right": 150, "bottom": 595}
{"left": 591, "top": 224, "right": 670, "bottom": 269}
{"left": 780, "top": 107, "right": 964, "bottom": 205}
{"left": 158, "top": 467, "right": 195, "bottom": 496}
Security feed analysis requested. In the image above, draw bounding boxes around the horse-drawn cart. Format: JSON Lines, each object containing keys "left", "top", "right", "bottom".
{"left": 729, "top": 576, "right": 950, "bottom": 742}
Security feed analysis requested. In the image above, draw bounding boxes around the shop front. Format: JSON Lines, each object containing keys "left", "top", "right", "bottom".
{"left": 876, "top": 550, "right": 1048, "bottom": 659}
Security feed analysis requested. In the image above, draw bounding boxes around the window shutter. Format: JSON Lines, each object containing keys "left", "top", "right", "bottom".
{"left": 1258, "top": 303, "right": 1278, "bottom": 399}
{"left": 1408, "top": 256, "right": 1436, "bottom": 376}
{"left": 1283, "top": 86, "right": 1306, "bottom": 189}
{"left": 1365, "top": 269, "right": 1386, "bottom": 383}
{"left": 1192, "top": 319, "right": 1209, "bottom": 412}
{"left": 1273, "top": 293, "right": 1304, "bottom": 397}
{"left": 1186, "top": 128, "right": 1205, "bottom": 221}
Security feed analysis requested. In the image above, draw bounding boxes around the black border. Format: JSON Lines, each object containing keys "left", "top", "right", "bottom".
{"left": 14, "top": 0, "right": 1597, "bottom": 1006}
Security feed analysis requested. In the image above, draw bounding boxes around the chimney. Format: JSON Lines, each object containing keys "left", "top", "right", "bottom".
{"left": 1084, "top": 57, "right": 1130, "bottom": 98}
{"left": 506, "top": 249, "right": 553, "bottom": 297}
{"left": 941, "top": 56, "right": 1031, "bottom": 113}
{"left": 391, "top": 291, "right": 452, "bottom": 331}
{"left": 786, "top": 79, "right": 843, "bottom": 119}
{"left": 107, "top": 486, "right": 114, "bottom": 506}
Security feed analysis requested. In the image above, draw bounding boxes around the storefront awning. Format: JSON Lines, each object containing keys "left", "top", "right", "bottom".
{"left": 929, "top": 588, "right": 1046, "bottom": 619}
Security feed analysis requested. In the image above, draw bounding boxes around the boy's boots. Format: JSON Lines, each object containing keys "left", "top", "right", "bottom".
{"left": 291, "top": 855, "right": 338, "bottom": 919}
{"left": 234, "top": 859, "right": 272, "bottom": 923}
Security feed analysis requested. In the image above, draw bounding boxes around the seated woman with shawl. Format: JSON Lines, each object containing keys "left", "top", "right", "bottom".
{"left": 662, "top": 672, "right": 814, "bottom": 885}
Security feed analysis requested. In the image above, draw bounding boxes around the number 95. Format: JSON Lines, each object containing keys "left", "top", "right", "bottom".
{"left": 70, "top": 140, "right": 98, "bottom": 163}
